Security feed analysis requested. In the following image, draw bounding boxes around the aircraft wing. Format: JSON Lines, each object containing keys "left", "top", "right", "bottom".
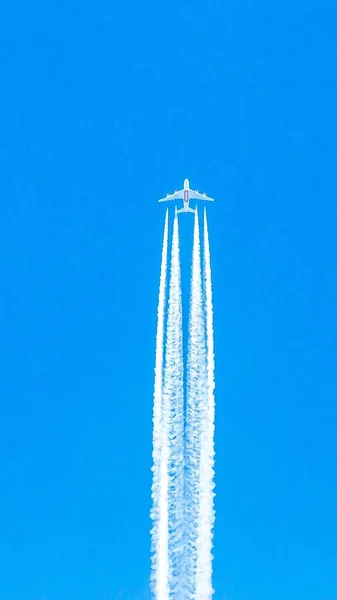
{"left": 158, "top": 189, "right": 184, "bottom": 202}
{"left": 189, "top": 189, "right": 214, "bottom": 202}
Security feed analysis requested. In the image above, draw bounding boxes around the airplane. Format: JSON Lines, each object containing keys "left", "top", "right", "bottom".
{"left": 158, "top": 178, "right": 214, "bottom": 214}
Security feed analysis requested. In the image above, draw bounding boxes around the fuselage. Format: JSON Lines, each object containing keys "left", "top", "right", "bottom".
{"left": 183, "top": 178, "right": 190, "bottom": 212}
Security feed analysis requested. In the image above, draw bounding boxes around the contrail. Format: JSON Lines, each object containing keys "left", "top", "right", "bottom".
{"left": 164, "top": 212, "right": 185, "bottom": 600}
{"left": 195, "top": 209, "right": 216, "bottom": 600}
{"left": 151, "top": 206, "right": 216, "bottom": 600}
{"left": 185, "top": 208, "right": 208, "bottom": 599}
{"left": 150, "top": 210, "right": 169, "bottom": 600}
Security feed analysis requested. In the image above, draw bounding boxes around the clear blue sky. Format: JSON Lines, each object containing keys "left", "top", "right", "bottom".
{"left": 1, "top": 1, "right": 336, "bottom": 599}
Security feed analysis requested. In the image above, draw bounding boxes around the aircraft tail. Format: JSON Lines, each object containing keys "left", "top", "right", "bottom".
{"left": 177, "top": 207, "right": 196, "bottom": 215}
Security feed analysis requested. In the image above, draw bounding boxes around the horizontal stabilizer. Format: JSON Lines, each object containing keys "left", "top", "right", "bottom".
{"left": 177, "top": 207, "right": 196, "bottom": 214}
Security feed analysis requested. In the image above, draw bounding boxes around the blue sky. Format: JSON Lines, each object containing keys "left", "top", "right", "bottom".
{"left": 1, "top": 1, "right": 336, "bottom": 599}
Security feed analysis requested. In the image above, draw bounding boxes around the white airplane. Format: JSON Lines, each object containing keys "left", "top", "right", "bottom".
{"left": 158, "top": 178, "right": 214, "bottom": 214}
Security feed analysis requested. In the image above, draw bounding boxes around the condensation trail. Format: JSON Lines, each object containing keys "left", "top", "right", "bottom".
{"left": 151, "top": 206, "right": 216, "bottom": 600}
{"left": 195, "top": 208, "right": 216, "bottom": 600}
{"left": 150, "top": 210, "right": 169, "bottom": 600}
{"left": 163, "top": 212, "right": 185, "bottom": 600}
{"left": 185, "top": 208, "right": 208, "bottom": 600}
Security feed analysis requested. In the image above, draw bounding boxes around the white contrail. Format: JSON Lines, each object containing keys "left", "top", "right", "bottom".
{"left": 195, "top": 208, "right": 216, "bottom": 600}
{"left": 164, "top": 212, "right": 185, "bottom": 600}
{"left": 185, "top": 208, "right": 208, "bottom": 600}
{"left": 151, "top": 206, "right": 216, "bottom": 600}
{"left": 150, "top": 209, "right": 169, "bottom": 600}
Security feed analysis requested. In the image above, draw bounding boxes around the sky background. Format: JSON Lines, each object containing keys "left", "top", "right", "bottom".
{"left": 1, "top": 1, "right": 337, "bottom": 599}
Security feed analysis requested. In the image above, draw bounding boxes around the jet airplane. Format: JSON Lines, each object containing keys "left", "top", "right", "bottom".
{"left": 158, "top": 178, "right": 214, "bottom": 214}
